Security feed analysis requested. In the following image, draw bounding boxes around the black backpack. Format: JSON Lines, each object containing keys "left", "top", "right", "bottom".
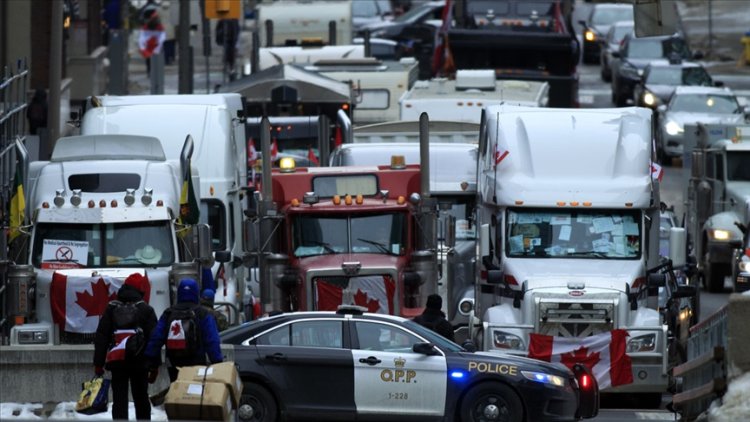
{"left": 106, "top": 301, "right": 146, "bottom": 368}
{"left": 165, "top": 306, "right": 202, "bottom": 359}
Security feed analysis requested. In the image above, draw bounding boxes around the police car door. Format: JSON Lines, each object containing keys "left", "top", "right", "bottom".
{"left": 351, "top": 321, "right": 446, "bottom": 420}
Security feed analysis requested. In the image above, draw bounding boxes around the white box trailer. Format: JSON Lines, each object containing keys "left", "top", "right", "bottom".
{"left": 472, "top": 105, "right": 692, "bottom": 402}
{"left": 257, "top": 0, "right": 352, "bottom": 47}
{"left": 400, "top": 70, "right": 549, "bottom": 124}
{"left": 303, "top": 57, "right": 419, "bottom": 125}
{"left": 257, "top": 45, "right": 365, "bottom": 72}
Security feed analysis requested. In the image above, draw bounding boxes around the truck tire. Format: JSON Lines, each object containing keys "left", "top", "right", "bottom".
{"left": 238, "top": 383, "right": 277, "bottom": 422}
{"left": 705, "top": 262, "right": 728, "bottom": 293}
{"left": 459, "top": 382, "right": 523, "bottom": 422}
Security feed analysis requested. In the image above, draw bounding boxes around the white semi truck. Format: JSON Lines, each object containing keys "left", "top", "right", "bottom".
{"left": 472, "top": 105, "right": 694, "bottom": 404}
{"left": 79, "top": 94, "right": 252, "bottom": 322}
{"left": 6, "top": 134, "right": 209, "bottom": 347}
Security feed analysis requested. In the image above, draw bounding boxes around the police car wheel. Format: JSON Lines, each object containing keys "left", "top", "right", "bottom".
{"left": 237, "top": 383, "right": 277, "bottom": 422}
{"left": 459, "top": 382, "right": 522, "bottom": 422}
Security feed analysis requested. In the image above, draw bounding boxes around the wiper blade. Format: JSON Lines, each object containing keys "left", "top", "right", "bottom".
{"left": 566, "top": 251, "right": 609, "bottom": 258}
{"left": 309, "top": 240, "right": 337, "bottom": 254}
{"left": 357, "top": 238, "right": 390, "bottom": 254}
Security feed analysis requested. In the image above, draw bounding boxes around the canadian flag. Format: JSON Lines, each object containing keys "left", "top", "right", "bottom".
{"left": 528, "top": 330, "right": 633, "bottom": 389}
{"left": 138, "top": 26, "right": 165, "bottom": 59}
{"left": 316, "top": 276, "right": 396, "bottom": 314}
{"left": 50, "top": 272, "right": 121, "bottom": 333}
{"left": 651, "top": 162, "right": 664, "bottom": 182}
{"left": 494, "top": 142, "right": 509, "bottom": 167}
{"left": 247, "top": 138, "right": 259, "bottom": 166}
{"left": 271, "top": 139, "right": 279, "bottom": 162}
{"left": 167, "top": 320, "right": 188, "bottom": 350}
{"left": 308, "top": 147, "right": 320, "bottom": 166}
{"left": 106, "top": 329, "right": 137, "bottom": 363}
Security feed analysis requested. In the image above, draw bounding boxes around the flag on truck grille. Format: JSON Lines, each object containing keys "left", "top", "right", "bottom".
{"left": 528, "top": 329, "right": 633, "bottom": 389}
{"left": 316, "top": 275, "right": 396, "bottom": 314}
{"left": 179, "top": 157, "right": 200, "bottom": 226}
{"left": 9, "top": 163, "right": 25, "bottom": 242}
{"left": 51, "top": 273, "right": 120, "bottom": 333}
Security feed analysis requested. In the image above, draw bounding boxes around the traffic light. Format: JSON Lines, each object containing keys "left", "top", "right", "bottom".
{"left": 205, "top": 0, "right": 242, "bottom": 20}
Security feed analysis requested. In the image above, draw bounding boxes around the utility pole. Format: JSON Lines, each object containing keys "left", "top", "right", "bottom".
{"left": 48, "top": 0, "right": 63, "bottom": 150}
{"left": 87, "top": 0, "right": 102, "bottom": 54}
{"left": 178, "top": 0, "right": 193, "bottom": 93}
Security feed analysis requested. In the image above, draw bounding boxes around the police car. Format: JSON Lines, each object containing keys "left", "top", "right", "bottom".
{"left": 221, "top": 306, "right": 599, "bottom": 422}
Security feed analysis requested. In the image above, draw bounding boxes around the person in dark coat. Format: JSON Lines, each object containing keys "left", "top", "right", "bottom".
{"left": 144, "top": 278, "right": 223, "bottom": 382}
{"left": 413, "top": 294, "right": 455, "bottom": 342}
{"left": 26, "top": 89, "right": 48, "bottom": 135}
{"left": 93, "top": 273, "right": 157, "bottom": 420}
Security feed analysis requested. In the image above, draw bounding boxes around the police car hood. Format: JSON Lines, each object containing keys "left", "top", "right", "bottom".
{"left": 504, "top": 258, "right": 642, "bottom": 293}
{"left": 469, "top": 351, "right": 572, "bottom": 376}
{"left": 297, "top": 253, "right": 404, "bottom": 274}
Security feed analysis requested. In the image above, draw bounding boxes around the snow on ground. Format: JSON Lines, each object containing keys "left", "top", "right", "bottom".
{"left": 0, "top": 402, "right": 168, "bottom": 420}
{"left": 707, "top": 372, "right": 750, "bottom": 421}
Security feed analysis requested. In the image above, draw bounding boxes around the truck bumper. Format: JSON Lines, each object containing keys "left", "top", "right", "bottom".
{"left": 707, "top": 241, "right": 735, "bottom": 265}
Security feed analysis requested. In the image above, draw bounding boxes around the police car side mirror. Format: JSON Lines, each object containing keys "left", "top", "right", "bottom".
{"left": 461, "top": 340, "right": 477, "bottom": 353}
{"left": 413, "top": 342, "right": 440, "bottom": 356}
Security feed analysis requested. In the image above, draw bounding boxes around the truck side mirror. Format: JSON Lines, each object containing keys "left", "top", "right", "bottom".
{"left": 673, "top": 284, "right": 698, "bottom": 298}
{"left": 647, "top": 273, "right": 666, "bottom": 288}
{"left": 445, "top": 215, "right": 456, "bottom": 248}
{"left": 487, "top": 270, "right": 504, "bottom": 284}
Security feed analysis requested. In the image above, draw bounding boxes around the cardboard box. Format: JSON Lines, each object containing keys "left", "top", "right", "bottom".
{"left": 164, "top": 381, "right": 232, "bottom": 421}
{"left": 176, "top": 362, "right": 243, "bottom": 408}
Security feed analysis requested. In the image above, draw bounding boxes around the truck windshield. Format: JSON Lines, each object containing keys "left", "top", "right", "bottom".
{"left": 506, "top": 208, "right": 641, "bottom": 259}
{"left": 293, "top": 212, "right": 407, "bottom": 257}
{"left": 32, "top": 221, "right": 175, "bottom": 268}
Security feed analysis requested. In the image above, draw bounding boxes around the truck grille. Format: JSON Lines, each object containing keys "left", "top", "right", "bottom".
{"left": 538, "top": 301, "right": 615, "bottom": 338}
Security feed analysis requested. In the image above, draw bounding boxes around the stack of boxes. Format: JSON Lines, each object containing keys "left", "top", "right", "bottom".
{"left": 164, "top": 362, "right": 243, "bottom": 421}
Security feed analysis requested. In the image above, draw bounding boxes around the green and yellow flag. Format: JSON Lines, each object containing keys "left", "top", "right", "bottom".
{"left": 179, "top": 159, "right": 200, "bottom": 226}
{"left": 9, "top": 164, "right": 26, "bottom": 241}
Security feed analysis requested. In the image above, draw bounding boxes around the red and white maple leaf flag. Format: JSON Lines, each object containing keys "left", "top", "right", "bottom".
{"left": 651, "top": 162, "right": 664, "bottom": 182}
{"left": 271, "top": 139, "right": 279, "bottom": 162}
{"left": 106, "top": 329, "right": 137, "bottom": 364}
{"left": 167, "top": 320, "right": 187, "bottom": 350}
{"left": 528, "top": 329, "right": 633, "bottom": 389}
{"left": 308, "top": 147, "right": 320, "bottom": 166}
{"left": 316, "top": 276, "right": 396, "bottom": 314}
{"left": 50, "top": 272, "right": 120, "bottom": 333}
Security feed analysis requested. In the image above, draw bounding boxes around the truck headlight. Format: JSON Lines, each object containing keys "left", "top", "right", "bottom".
{"left": 17, "top": 330, "right": 49, "bottom": 344}
{"left": 709, "top": 229, "right": 732, "bottom": 241}
{"left": 665, "top": 120, "right": 684, "bottom": 136}
{"left": 458, "top": 299, "right": 474, "bottom": 315}
{"left": 521, "top": 371, "right": 566, "bottom": 387}
{"left": 493, "top": 330, "right": 524, "bottom": 350}
{"left": 627, "top": 334, "right": 656, "bottom": 353}
{"left": 738, "top": 258, "right": 750, "bottom": 273}
{"left": 643, "top": 92, "right": 656, "bottom": 106}
{"left": 584, "top": 30, "right": 596, "bottom": 42}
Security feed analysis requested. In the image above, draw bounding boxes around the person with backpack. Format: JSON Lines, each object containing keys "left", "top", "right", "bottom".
{"left": 413, "top": 294, "right": 455, "bottom": 342}
{"left": 93, "top": 273, "right": 157, "bottom": 420}
{"left": 200, "top": 289, "right": 229, "bottom": 332}
{"left": 144, "top": 278, "right": 223, "bottom": 382}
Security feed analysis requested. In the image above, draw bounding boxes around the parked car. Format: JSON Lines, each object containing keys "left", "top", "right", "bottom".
{"left": 221, "top": 306, "right": 600, "bottom": 422}
{"left": 633, "top": 61, "right": 716, "bottom": 109}
{"left": 730, "top": 221, "right": 750, "bottom": 293}
{"left": 353, "top": 0, "right": 394, "bottom": 32}
{"left": 600, "top": 21, "right": 634, "bottom": 82}
{"left": 579, "top": 3, "right": 633, "bottom": 64}
{"left": 656, "top": 86, "right": 746, "bottom": 161}
{"left": 610, "top": 33, "right": 693, "bottom": 106}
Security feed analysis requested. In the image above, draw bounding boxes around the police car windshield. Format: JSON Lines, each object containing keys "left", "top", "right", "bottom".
{"left": 506, "top": 208, "right": 642, "bottom": 259}
{"left": 403, "top": 320, "right": 464, "bottom": 352}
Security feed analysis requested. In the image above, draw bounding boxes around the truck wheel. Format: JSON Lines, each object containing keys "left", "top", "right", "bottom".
{"left": 459, "top": 382, "right": 523, "bottom": 422}
{"left": 238, "top": 383, "right": 277, "bottom": 422}
{"left": 705, "top": 262, "right": 728, "bottom": 293}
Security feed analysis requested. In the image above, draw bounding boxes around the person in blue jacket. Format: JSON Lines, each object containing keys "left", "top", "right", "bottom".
{"left": 144, "top": 278, "right": 223, "bottom": 382}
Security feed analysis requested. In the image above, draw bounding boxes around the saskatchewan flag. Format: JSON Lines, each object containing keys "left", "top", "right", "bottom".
{"left": 9, "top": 164, "right": 26, "bottom": 241}
{"left": 179, "top": 159, "right": 200, "bottom": 226}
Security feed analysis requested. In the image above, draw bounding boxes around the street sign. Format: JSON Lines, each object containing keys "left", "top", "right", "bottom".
{"left": 205, "top": 0, "right": 242, "bottom": 20}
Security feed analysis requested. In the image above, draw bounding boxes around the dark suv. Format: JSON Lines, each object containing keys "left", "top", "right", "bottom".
{"left": 609, "top": 34, "right": 694, "bottom": 106}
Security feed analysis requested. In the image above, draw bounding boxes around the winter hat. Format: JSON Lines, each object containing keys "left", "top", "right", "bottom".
{"left": 124, "top": 273, "right": 149, "bottom": 296}
{"left": 201, "top": 289, "right": 216, "bottom": 306}
{"left": 426, "top": 294, "right": 442, "bottom": 310}
{"left": 177, "top": 278, "right": 200, "bottom": 304}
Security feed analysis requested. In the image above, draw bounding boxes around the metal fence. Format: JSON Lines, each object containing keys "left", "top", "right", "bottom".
{"left": 0, "top": 58, "right": 29, "bottom": 343}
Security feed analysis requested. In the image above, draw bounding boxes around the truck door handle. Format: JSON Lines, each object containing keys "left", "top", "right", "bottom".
{"left": 265, "top": 353, "right": 286, "bottom": 362}
{"left": 359, "top": 356, "right": 382, "bottom": 365}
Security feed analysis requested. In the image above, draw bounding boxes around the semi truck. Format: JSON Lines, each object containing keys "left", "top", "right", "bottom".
{"left": 257, "top": 0, "right": 353, "bottom": 47}
{"left": 336, "top": 120, "right": 478, "bottom": 341}
{"left": 5, "top": 134, "right": 209, "bottom": 347}
{"left": 79, "top": 94, "right": 253, "bottom": 322}
{"left": 682, "top": 123, "right": 750, "bottom": 292}
{"left": 248, "top": 115, "right": 438, "bottom": 316}
{"left": 445, "top": 0, "right": 579, "bottom": 107}
{"left": 471, "top": 105, "right": 695, "bottom": 404}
